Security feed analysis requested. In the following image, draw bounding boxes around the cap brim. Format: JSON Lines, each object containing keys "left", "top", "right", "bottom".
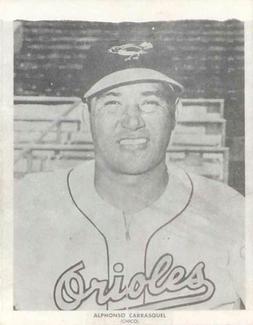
{"left": 83, "top": 68, "right": 184, "bottom": 100}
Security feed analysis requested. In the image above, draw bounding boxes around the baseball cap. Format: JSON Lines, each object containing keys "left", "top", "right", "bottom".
{"left": 82, "top": 40, "right": 184, "bottom": 101}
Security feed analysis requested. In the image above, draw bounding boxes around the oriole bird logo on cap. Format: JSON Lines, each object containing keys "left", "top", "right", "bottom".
{"left": 108, "top": 42, "right": 153, "bottom": 61}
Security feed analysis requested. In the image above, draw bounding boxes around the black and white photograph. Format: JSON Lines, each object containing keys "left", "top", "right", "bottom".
{"left": 13, "top": 18, "right": 246, "bottom": 312}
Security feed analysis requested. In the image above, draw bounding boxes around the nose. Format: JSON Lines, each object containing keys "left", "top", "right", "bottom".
{"left": 120, "top": 103, "right": 145, "bottom": 130}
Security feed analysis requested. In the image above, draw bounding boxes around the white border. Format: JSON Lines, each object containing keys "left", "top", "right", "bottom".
{"left": 245, "top": 19, "right": 253, "bottom": 310}
{"left": 1, "top": 18, "right": 14, "bottom": 312}
{"left": 0, "top": 1, "right": 253, "bottom": 324}
{"left": 0, "top": 0, "right": 252, "bottom": 22}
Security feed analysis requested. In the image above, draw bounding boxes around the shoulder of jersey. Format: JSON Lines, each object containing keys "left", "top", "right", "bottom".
{"left": 168, "top": 164, "right": 244, "bottom": 239}
{"left": 185, "top": 170, "right": 244, "bottom": 239}
{"left": 14, "top": 161, "right": 94, "bottom": 214}
{"left": 15, "top": 161, "right": 93, "bottom": 195}
{"left": 169, "top": 163, "right": 243, "bottom": 205}
{"left": 188, "top": 171, "right": 244, "bottom": 207}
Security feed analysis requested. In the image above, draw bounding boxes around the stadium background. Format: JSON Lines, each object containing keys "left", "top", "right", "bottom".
{"left": 14, "top": 20, "right": 244, "bottom": 195}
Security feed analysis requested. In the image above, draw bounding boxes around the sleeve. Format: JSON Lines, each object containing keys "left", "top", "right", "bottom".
{"left": 225, "top": 190, "right": 245, "bottom": 306}
{"left": 14, "top": 176, "right": 34, "bottom": 309}
{"left": 14, "top": 170, "right": 69, "bottom": 310}
{"left": 14, "top": 174, "right": 47, "bottom": 310}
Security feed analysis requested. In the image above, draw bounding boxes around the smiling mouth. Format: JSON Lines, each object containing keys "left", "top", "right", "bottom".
{"left": 119, "top": 138, "right": 148, "bottom": 146}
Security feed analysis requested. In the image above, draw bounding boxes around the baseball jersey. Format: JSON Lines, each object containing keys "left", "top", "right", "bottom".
{"left": 14, "top": 161, "right": 244, "bottom": 310}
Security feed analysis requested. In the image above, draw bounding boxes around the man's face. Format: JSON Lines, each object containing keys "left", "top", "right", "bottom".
{"left": 89, "top": 82, "right": 177, "bottom": 175}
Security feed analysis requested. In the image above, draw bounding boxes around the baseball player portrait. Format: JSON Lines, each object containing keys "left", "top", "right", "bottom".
{"left": 14, "top": 39, "right": 245, "bottom": 311}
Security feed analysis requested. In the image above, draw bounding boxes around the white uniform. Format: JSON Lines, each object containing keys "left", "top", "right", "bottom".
{"left": 14, "top": 161, "right": 244, "bottom": 310}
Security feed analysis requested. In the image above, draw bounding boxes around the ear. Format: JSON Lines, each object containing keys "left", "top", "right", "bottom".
{"left": 170, "top": 97, "right": 180, "bottom": 130}
{"left": 80, "top": 101, "right": 90, "bottom": 132}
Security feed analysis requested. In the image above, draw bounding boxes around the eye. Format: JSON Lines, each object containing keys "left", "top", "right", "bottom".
{"left": 140, "top": 99, "right": 162, "bottom": 113}
{"left": 104, "top": 100, "right": 121, "bottom": 106}
{"left": 145, "top": 100, "right": 160, "bottom": 105}
{"left": 101, "top": 100, "right": 122, "bottom": 112}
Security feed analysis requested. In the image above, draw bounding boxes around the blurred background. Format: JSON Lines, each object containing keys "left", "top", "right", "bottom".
{"left": 13, "top": 20, "right": 244, "bottom": 195}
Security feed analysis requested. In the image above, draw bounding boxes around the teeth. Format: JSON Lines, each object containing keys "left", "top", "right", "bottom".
{"left": 120, "top": 138, "right": 147, "bottom": 145}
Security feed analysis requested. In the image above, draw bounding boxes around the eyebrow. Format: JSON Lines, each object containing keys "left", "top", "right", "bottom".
{"left": 97, "top": 91, "right": 122, "bottom": 99}
{"left": 98, "top": 90, "right": 164, "bottom": 99}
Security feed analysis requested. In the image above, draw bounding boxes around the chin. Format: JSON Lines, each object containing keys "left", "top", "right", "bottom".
{"left": 112, "top": 158, "right": 163, "bottom": 175}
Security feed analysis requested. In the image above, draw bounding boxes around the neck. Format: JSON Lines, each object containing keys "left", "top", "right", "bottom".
{"left": 94, "top": 161, "right": 169, "bottom": 214}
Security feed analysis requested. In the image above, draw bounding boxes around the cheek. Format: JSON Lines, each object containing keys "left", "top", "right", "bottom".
{"left": 146, "top": 113, "right": 173, "bottom": 142}
{"left": 91, "top": 113, "right": 118, "bottom": 141}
